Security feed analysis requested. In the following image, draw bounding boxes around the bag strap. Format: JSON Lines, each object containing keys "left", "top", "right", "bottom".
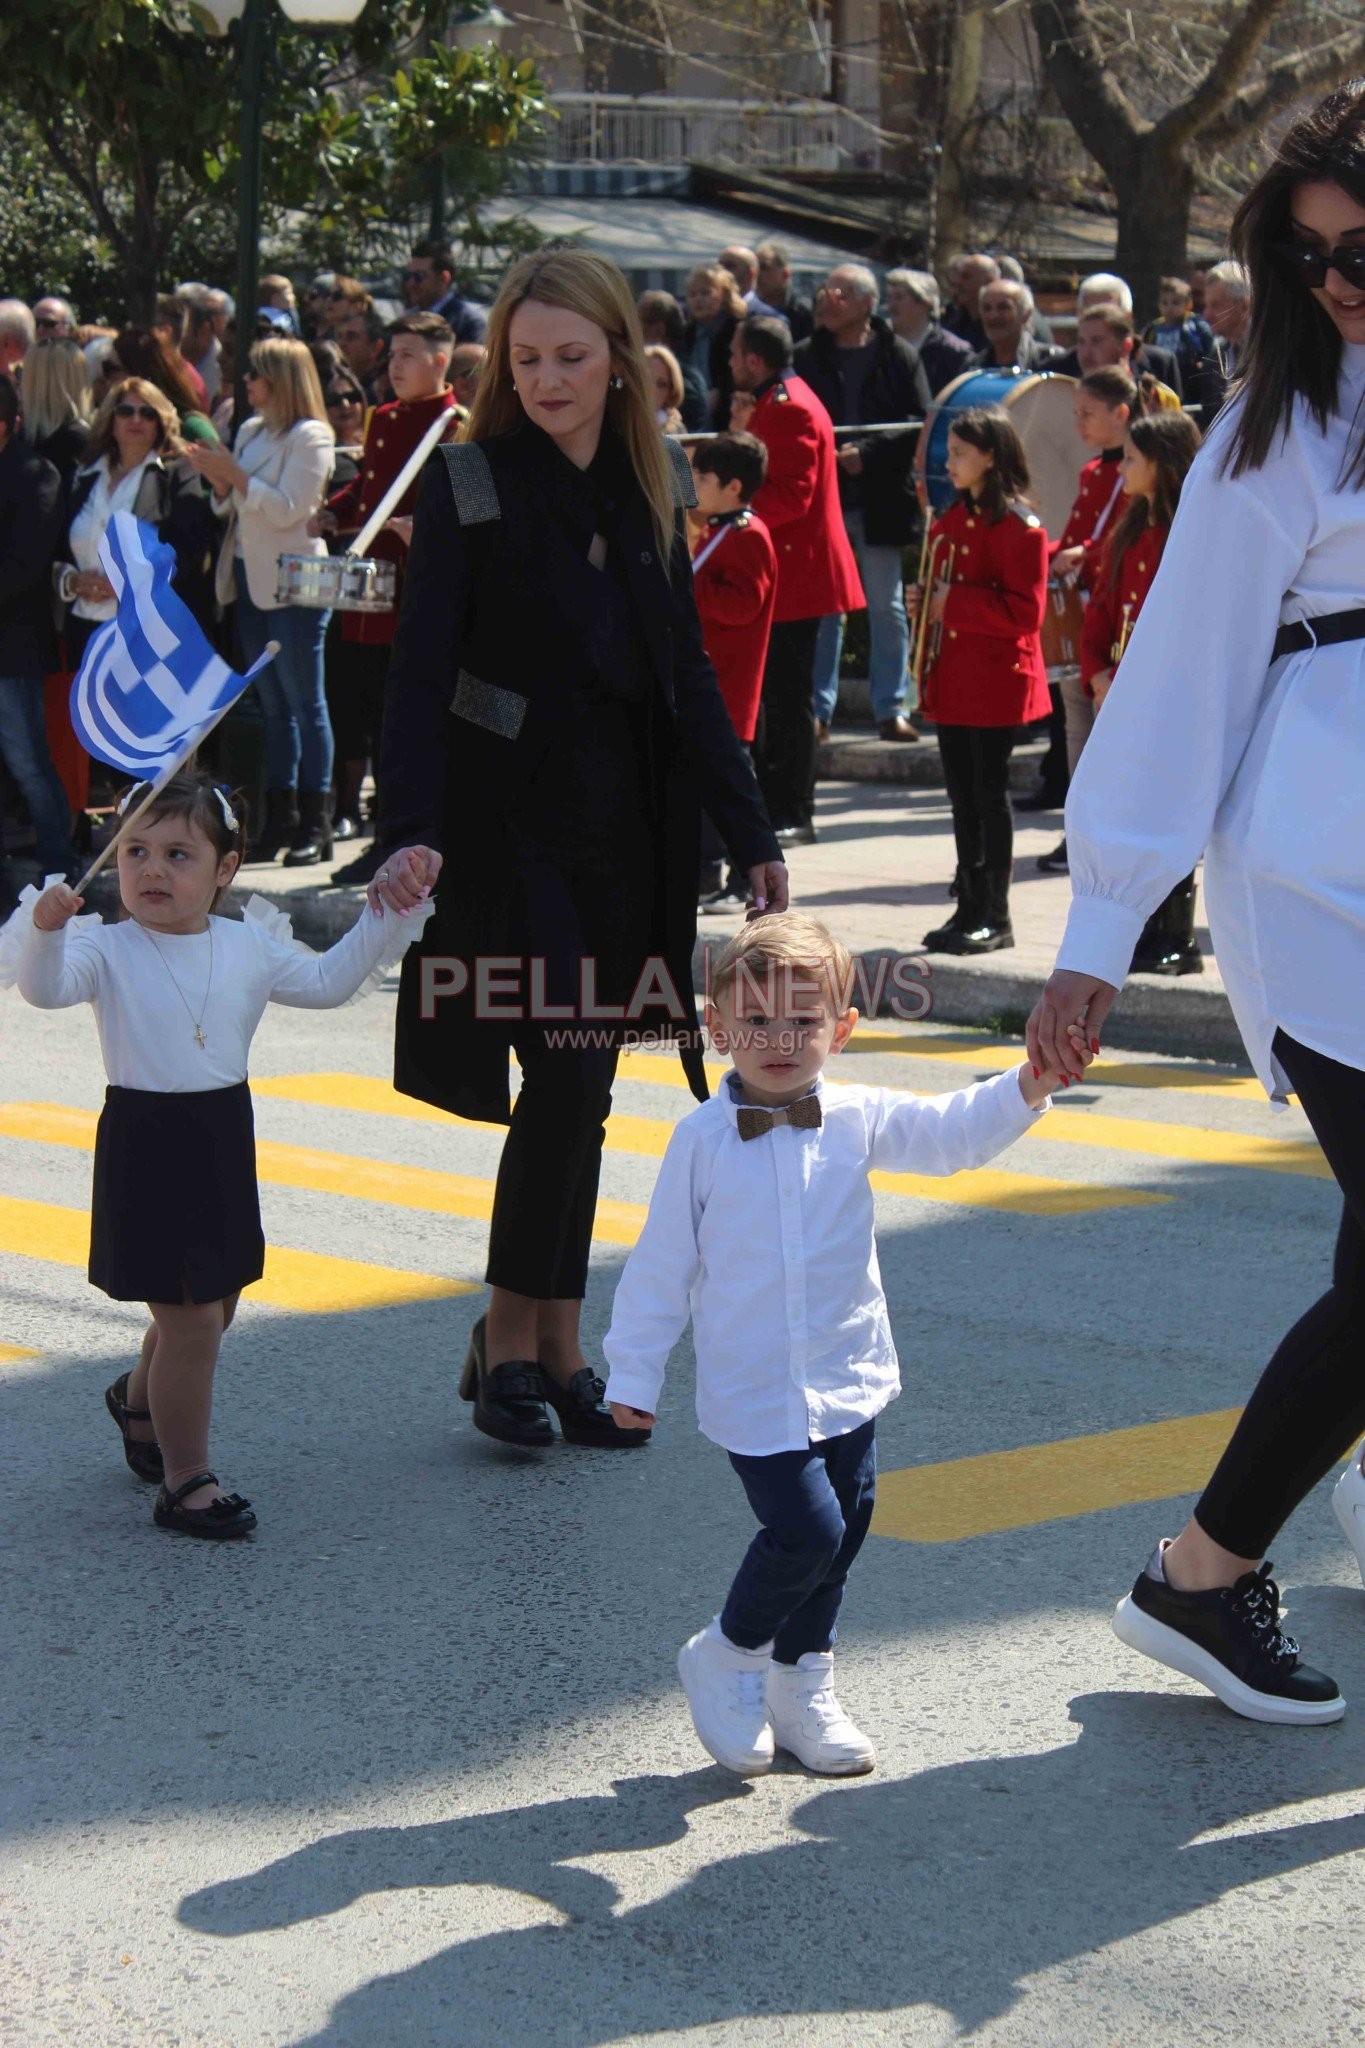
{"left": 439, "top": 441, "right": 501, "bottom": 526}
{"left": 663, "top": 434, "right": 698, "bottom": 510}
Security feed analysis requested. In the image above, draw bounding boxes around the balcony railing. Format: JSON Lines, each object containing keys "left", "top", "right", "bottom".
{"left": 544, "top": 93, "right": 876, "bottom": 171}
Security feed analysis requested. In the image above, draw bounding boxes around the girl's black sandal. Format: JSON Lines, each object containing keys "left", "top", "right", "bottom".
{"left": 153, "top": 1472, "right": 257, "bottom": 1540}
{"left": 104, "top": 1373, "right": 164, "bottom": 1483}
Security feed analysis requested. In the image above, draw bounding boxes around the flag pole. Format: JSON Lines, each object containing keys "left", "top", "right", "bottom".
{"left": 73, "top": 642, "right": 281, "bottom": 897}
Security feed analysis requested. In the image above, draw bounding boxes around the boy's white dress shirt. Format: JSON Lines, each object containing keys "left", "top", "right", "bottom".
{"left": 604, "top": 1066, "right": 1046, "bottom": 1457}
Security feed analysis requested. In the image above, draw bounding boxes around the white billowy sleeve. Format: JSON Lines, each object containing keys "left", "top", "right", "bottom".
{"left": 0, "top": 879, "right": 105, "bottom": 1006}
{"left": 246, "top": 895, "right": 435, "bottom": 1009}
{"left": 867, "top": 1067, "right": 1046, "bottom": 1175}
{"left": 602, "top": 1122, "right": 708, "bottom": 1419}
{"left": 1058, "top": 404, "right": 1316, "bottom": 990}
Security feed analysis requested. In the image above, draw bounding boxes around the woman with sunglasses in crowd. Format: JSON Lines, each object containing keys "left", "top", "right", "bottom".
{"left": 56, "top": 377, "right": 217, "bottom": 666}
{"left": 1030, "top": 82, "right": 1365, "bottom": 1727}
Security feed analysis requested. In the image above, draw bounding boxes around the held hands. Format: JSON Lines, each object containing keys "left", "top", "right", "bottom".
{"left": 32, "top": 883, "right": 85, "bottom": 932}
{"left": 1019, "top": 1024, "right": 1094, "bottom": 1106}
{"left": 365, "top": 845, "right": 444, "bottom": 918}
{"left": 1027, "top": 969, "right": 1119, "bottom": 1084}
{"left": 746, "top": 860, "right": 790, "bottom": 921}
{"left": 610, "top": 1401, "right": 655, "bottom": 1431}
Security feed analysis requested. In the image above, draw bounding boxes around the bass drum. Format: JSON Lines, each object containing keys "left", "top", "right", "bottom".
{"left": 915, "top": 369, "right": 1088, "bottom": 540}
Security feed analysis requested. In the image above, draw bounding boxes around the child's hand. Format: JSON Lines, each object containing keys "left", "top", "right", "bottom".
{"left": 1020, "top": 1024, "right": 1094, "bottom": 1103}
{"left": 32, "top": 883, "right": 84, "bottom": 932}
{"left": 368, "top": 845, "right": 443, "bottom": 917}
{"left": 611, "top": 1401, "right": 655, "bottom": 1431}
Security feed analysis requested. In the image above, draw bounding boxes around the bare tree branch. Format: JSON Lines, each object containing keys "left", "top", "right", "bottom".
{"left": 1026, "top": 0, "right": 1145, "bottom": 182}
{"left": 1204, "top": 21, "right": 1365, "bottom": 144}
{"left": 1152, "top": 0, "right": 1284, "bottom": 149}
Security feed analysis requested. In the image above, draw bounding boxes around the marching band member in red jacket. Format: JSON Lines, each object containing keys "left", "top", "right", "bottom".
{"left": 1080, "top": 409, "right": 1204, "bottom": 973}
{"left": 689, "top": 430, "right": 778, "bottom": 910}
{"left": 730, "top": 317, "right": 863, "bottom": 846}
{"left": 321, "top": 311, "right": 461, "bottom": 881}
{"left": 908, "top": 405, "right": 1050, "bottom": 954}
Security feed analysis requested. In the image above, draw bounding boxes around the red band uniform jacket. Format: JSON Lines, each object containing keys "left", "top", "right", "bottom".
{"left": 1080, "top": 524, "right": 1167, "bottom": 698}
{"left": 746, "top": 374, "right": 864, "bottom": 623}
{"left": 922, "top": 497, "right": 1051, "bottom": 727}
{"left": 1049, "top": 448, "right": 1126, "bottom": 590}
{"left": 327, "top": 389, "right": 462, "bottom": 647}
{"left": 691, "top": 509, "right": 777, "bottom": 744}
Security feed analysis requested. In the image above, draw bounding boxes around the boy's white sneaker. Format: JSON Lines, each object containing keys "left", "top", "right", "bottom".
{"left": 677, "top": 1620, "right": 775, "bottom": 1776}
{"left": 766, "top": 1651, "right": 877, "bottom": 1775}
{"left": 1332, "top": 1457, "right": 1365, "bottom": 1587}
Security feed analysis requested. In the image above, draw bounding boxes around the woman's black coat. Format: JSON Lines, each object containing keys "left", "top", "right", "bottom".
{"left": 378, "top": 423, "right": 781, "bottom": 1127}
{"left": 58, "top": 453, "right": 217, "bottom": 633}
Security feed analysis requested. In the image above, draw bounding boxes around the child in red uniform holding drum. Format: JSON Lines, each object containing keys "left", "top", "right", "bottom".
{"left": 689, "top": 431, "right": 778, "bottom": 911}
{"left": 908, "top": 406, "right": 1050, "bottom": 955}
{"left": 1081, "top": 409, "right": 1203, "bottom": 974}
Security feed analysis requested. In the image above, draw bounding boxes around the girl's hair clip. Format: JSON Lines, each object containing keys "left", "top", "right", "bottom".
{"left": 116, "top": 780, "right": 151, "bottom": 816}
{"left": 213, "top": 783, "right": 238, "bottom": 832}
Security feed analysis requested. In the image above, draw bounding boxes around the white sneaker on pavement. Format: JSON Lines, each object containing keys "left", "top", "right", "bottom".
{"left": 677, "top": 1620, "right": 775, "bottom": 1776}
{"left": 1332, "top": 1456, "right": 1365, "bottom": 1587}
{"left": 766, "top": 1651, "right": 877, "bottom": 1775}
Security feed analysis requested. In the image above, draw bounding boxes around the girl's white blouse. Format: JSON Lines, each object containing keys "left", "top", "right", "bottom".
{"left": 1058, "top": 340, "right": 1365, "bottom": 1101}
{"left": 3, "top": 894, "right": 431, "bottom": 1093}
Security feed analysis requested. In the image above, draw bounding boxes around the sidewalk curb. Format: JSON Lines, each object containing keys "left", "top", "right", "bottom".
{"left": 821, "top": 733, "right": 1050, "bottom": 789}
{"left": 257, "top": 883, "right": 1248, "bottom": 1070}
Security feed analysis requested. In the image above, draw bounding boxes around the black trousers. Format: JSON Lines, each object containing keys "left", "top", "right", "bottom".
{"left": 1034, "top": 681, "right": 1070, "bottom": 803}
{"left": 325, "top": 637, "right": 390, "bottom": 774}
{"left": 1195, "top": 1029, "right": 1365, "bottom": 1557}
{"left": 935, "top": 724, "right": 1015, "bottom": 874}
{"left": 755, "top": 617, "right": 821, "bottom": 831}
{"left": 485, "top": 1028, "right": 620, "bottom": 1300}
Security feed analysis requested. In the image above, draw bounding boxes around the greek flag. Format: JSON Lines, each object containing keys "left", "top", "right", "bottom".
{"left": 69, "top": 512, "right": 272, "bottom": 783}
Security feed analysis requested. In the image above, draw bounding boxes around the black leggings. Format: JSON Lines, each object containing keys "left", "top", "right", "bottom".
{"left": 935, "top": 724, "right": 1015, "bottom": 873}
{"left": 484, "top": 1029, "right": 620, "bottom": 1300}
{"left": 1195, "top": 1029, "right": 1365, "bottom": 1558}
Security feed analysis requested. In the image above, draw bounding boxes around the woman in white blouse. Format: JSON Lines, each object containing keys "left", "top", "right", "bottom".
{"left": 1028, "top": 84, "right": 1365, "bottom": 1727}
{"left": 58, "top": 377, "right": 215, "bottom": 666}
{"left": 188, "top": 337, "right": 336, "bottom": 865}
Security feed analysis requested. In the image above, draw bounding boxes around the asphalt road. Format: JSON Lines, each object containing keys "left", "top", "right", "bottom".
{"left": 3, "top": 973, "right": 1365, "bottom": 2048}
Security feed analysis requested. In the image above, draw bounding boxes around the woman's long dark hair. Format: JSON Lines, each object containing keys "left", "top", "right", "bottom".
{"left": 113, "top": 326, "right": 203, "bottom": 422}
{"left": 1105, "top": 411, "right": 1202, "bottom": 592}
{"left": 1224, "top": 79, "right": 1365, "bottom": 484}
{"left": 948, "top": 404, "right": 1031, "bottom": 524}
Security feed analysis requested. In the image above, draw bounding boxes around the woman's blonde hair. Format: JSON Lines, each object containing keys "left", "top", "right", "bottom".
{"left": 87, "top": 378, "right": 185, "bottom": 466}
{"left": 644, "top": 343, "right": 685, "bottom": 413}
{"left": 248, "top": 335, "right": 330, "bottom": 433}
{"left": 22, "top": 337, "right": 92, "bottom": 439}
{"left": 688, "top": 264, "right": 747, "bottom": 322}
{"left": 465, "top": 248, "right": 678, "bottom": 561}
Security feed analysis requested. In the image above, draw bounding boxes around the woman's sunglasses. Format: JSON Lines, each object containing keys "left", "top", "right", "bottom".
{"left": 114, "top": 403, "right": 160, "bottom": 422}
{"left": 325, "top": 390, "right": 362, "bottom": 410}
{"left": 1271, "top": 239, "right": 1365, "bottom": 291}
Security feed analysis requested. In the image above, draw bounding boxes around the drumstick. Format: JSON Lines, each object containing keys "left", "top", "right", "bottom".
{"left": 349, "top": 409, "right": 460, "bottom": 560}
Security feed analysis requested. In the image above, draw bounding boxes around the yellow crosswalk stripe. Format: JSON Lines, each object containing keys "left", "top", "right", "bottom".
{"left": 0, "top": 1341, "right": 39, "bottom": 1363}
{"left": 846, "top": 1030, "right": 1271, "bottom": 1101}
{"left": 873, "top": 1408, "right": 1245, "bottom": 1543}
{"left": 0, "top": 1193, "right": 475, "bottom": 1313}
{"left": 0, "top": 1103, "right": 645, "bottom": 1250}
{"left": 250, "top": 1075, "right": 1162, "bottom": 1216}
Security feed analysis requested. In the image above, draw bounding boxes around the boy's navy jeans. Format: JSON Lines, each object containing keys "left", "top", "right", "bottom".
{"left": 720, "top": 1418, "right": 877, "bottom": 1664}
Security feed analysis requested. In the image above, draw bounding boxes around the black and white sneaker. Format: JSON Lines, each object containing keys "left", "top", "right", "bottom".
{"left": 1112, "top": 1547, "right": 1344, "bottom": 1725}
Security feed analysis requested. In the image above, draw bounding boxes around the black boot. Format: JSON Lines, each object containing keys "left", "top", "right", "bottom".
{"left": 1132, "top": 873, "right": 1204, "bottom": 975}
{"left": 247, "top": 789, "right": 298, "bottom": 863}
{"left": 938, "top": 863, "right": 1015, "bottom": 954}
{"left": 922, "top": 866, "right": 977, "bottom": 950}
{"left": 284, "top": 790, "right": 334, "bottom": 867}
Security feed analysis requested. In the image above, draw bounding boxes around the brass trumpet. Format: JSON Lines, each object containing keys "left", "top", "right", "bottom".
{"left": 1112, "top": 601, "right": 1135, "bottom": 667}
{"left": 910, "top": 528, "right": 954, "bottom": 693}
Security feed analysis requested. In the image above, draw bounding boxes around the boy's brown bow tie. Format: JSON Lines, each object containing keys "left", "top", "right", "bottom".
{"left": 735, "top": 1095, "right": 823, "bottom": 1141}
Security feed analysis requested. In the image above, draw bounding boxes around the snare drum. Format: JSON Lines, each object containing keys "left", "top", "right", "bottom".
{"left": 914, "top": 369, "right": 1089, "bottom": 539}
{"left": 275, "top": 552, "right": 398, "bottom": 613}
{"left": 1041, "top": 577, "right": 1086, "bottom": 669}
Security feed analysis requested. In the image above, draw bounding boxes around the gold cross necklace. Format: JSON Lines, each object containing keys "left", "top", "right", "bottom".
{"left": 138, "top": 919, "right": 214, "bottom": 1050}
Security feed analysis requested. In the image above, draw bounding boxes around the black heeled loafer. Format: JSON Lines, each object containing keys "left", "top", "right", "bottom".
{"left": 105, "top": 1372, "right": 164, "bottom": 1483}
{"left": 152, "top": 1472, "right": 256, "bottom": 1540}
{"left": 541, "top": 1368, "right": 651, "bottom": 1449}
{"left": 459, "top": 1316, "right": 555, "bottom": 1448}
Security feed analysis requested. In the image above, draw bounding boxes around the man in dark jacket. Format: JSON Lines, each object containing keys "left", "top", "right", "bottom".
{"left": 0, "top": 376, "right": 74, "bottom": 906}
{"left": 885, "top": 269, "right": 973, "bottom": 396}
{"left": 967, "top": 280, "right": 1066, "bottom": 374}
{"left": 755, "top": 244, "right": 815, "bottom": 343}
{"left": 794, "top": 266, "right": 932, "bottom": 742}
{"left": 1052, "top": 304, "right": 1184, "bottom": 399}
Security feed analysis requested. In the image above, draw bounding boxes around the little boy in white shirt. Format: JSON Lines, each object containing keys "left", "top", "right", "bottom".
{"left": 604, "top": 912, "right": 1089, "bottom": 1778}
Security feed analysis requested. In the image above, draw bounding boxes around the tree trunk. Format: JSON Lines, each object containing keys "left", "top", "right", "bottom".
{"left": 1111, "top": 134, "right": 1196, "bottom": 324}
{"left": 933, "top": 1, "right": 985, "bottom": 272}
{"left": 125, "top": 155, "right": 165, "bottom": 326}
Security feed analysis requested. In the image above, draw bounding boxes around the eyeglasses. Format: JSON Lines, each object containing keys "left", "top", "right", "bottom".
{"left": 114, "top": 403, "right": 160, "bottom": 422}
{"left": 325, "top": 390, "right": 362, "bottom": 410}
{"left": 1270, "top": 239, "right": 1365, "bottom": 291}
{"left": 402, "top": 270, "right": 430, "bottom": 284}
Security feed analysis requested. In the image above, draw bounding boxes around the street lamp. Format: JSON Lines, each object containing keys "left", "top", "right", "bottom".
{"left": 199, "top": 0, "right": 368, "bottom": 420}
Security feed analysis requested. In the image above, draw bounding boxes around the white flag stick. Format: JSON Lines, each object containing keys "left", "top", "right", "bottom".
{"left": 74, "top": 642, "right": 280, "bottom": 896}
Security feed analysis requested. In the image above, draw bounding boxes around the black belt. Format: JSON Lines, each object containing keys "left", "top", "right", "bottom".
{"left": 1272, "top": 606, "right": 1365, "bottom": 664}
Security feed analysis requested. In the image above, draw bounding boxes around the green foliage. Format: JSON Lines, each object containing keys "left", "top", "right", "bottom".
{"left": 0, "top": 0, "right": 546, "bottom": 312}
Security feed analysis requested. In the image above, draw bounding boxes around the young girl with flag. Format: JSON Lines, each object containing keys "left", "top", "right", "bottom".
{"left": 0, "top": 770, "right": 438, "bottom": 1540}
